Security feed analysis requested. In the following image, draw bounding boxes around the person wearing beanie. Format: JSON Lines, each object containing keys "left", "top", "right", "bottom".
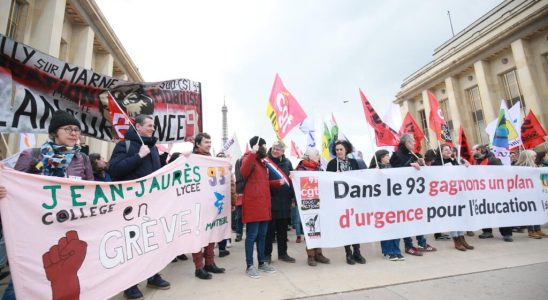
{"left": 241, "top": 136, "right": 282, "bottom": 278}
{"left": 2, "top": 110, "right": 93, "bottom": 299}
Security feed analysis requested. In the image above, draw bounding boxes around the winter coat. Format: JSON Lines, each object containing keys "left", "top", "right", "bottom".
{"left": 326, "top": 157, "right": 360, "bottom": 172}
{"left": 390, "top": 142, "right": 419, "bottom": 168}
{"left": 240, "top": 151, "right": 281, "bottom": 223}
{"left": 432, "top": 157, "right": 459, "bottom": 166}
{"left": 14, "top": 149, "right": 93, "bottom": 180}
{"left": 268, "top": 154, "right": 295, "bottom": 219}
{"left": 109, "top": 127, "right": 161, "bottom": 181}
{"left": 473, "top": 151, "right": 502, "bottom": 166}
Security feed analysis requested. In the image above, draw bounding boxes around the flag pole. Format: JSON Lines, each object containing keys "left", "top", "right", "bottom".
{"left": 1, "top": 133, "right": 11, "bottom": 156}
{"left": 363, "top": 123, "right": 380, "bottom": 168}
{"left": 438, "top": 140, "right": 445, "bottom": 166}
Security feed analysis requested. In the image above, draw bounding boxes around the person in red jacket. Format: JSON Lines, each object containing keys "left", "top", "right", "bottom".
{"left": 191, "top": 133, "right": 226, "bottom": 280}
{"left": 241, "top": 136, "right": 283, "bottom": 278}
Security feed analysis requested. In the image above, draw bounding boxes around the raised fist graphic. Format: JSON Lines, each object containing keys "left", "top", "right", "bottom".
{"left": 43, "top": 230, "right": 87, "bottom": 300}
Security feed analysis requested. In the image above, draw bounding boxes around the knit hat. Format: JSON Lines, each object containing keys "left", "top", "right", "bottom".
{"left": 249, "top": 136, "right": 266, "bottom": 148}
{"left": 48, "top": 110, "right": 81, "bottom": 133}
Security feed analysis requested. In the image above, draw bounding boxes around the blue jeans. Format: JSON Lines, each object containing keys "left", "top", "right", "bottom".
{"left": 245, "top": 221, "right": 269, "bottom": 267}
{"left": 2, "top": 280, "right": 15, "bottom": 300}
{"left": 403, "top": 235, "right": 426, "bottom": 249}
{"left": 380, "top": 239, "right": 401, "bottom": 255}
{"left": 449, "top": 231, "right": 464, "bottom": 237}
{"left": 234, "top": 206, "right": 244, "bottom": 235}
{"left": 291, "top": 207, "right": 303, "bottom": 236}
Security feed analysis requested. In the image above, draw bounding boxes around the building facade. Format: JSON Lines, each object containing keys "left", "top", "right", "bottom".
{"left": 394, "top": 0, "right": 548, "bottom": 149}
{"left": 0, "top": 0, "right": 142, "bottom": 159}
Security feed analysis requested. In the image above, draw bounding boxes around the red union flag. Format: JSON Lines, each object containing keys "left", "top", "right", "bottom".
{"left": 359, "top": 89, "right": 399, "bottom": 146}
{"left": 458, "top": 126, "right": 472, "bottom": 163}
{"left": 399, "top": 112, "right": 424, "bottom": 153}
{"left": 521, "top": 110, "right": 547, "bottom": 149}
{"left": 427, "top": 91, "right": 453, "bottom": 146}
{"left": 107, "top": 92, "right": 134, "bottom": 140}
{"left": 266, "top": 74, "right": 307, "bottom": 140}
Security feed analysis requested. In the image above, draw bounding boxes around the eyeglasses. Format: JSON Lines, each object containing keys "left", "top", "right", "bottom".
{"left": 60, "top": 127, "right": 81, "bottom": 134}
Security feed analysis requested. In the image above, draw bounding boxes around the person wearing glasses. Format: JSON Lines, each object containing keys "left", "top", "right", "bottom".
{"left": 14, "top": 110, "right": 93, "bottom": 179}
{"left": 0, "top": 110, "right": 94, "bottom": 300}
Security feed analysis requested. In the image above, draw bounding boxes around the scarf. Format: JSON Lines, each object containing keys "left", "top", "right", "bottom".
{"left": 36, "top": 140, "right": 80, "bottom": 177}
{"left": 301, "top": 159, "right": 320, "bottom": 171}
{"left": 337, "top": 158, "right": 351, "bottom": 172}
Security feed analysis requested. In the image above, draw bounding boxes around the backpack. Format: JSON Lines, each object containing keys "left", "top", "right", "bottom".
{"left": 235, "top": 157, "right": 254, "bottom": 194}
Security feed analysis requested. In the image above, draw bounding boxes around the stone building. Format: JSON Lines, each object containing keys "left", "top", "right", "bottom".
{"left": 0, "top": 0, "right": 142, "bottom": 158}
{"left": 394, "top": 0, "right": 547, "bottom": 149}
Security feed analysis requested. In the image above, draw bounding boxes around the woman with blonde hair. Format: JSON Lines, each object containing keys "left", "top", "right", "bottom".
{"left": 516, "top": 150, "right": 546, "bottom": 239}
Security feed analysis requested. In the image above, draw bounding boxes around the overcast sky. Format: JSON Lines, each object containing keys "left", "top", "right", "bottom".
{"left": 96, "top": 0, "right": 502, "bottom": 161}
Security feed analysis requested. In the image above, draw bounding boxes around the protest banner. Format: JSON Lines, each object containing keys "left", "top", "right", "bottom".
{"left": 0, "top": 34, "right": 202, "bottom": 143}
{"left": 292, "top": 166, "right": 548, "bottom": 249}
{"left": 0, "top": 154, "right": 230, "bottom": 299}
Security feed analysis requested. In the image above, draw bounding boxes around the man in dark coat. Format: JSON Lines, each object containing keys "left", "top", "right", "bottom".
{"left": 472, "top": 144, "right": 513, "bottom": 241}
{"left": 108, "top": 115, "right": 170, "bottom": 300}
{"left": 390, "top": 134, "right": 436, "bottom": 257}
{"left": 265, "top": 141, "right": 296, "bottom": 263}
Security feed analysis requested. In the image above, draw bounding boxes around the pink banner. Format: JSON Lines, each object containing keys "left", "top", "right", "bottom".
{"left": 0, "top": 155, "right": 231, "bottom": 299}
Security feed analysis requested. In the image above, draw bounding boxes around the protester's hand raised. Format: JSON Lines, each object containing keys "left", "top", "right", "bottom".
{"left": 251, "top": 144, "right": 259, "bottom": 154}
{"left": 138, "top": 145, "right": 150, "bottom": 158}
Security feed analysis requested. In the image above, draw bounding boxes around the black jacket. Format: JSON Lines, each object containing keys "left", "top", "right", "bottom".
{"left": 473, "top": 151, "right": 502, "bottom": 166}
{"left": 390, "top": 142, "right": 419, "bottom": 168}
{"left": 432, "top": 157, "right": 458, "bottom": 166}
{"left": 326, "top": 158, "right": 360, "bottom": 172}
{"left": 268, "top": 154, "right": 294, "bottom": 219}
{"left": 109, "top": 127, "right": 161, "bottom": 181}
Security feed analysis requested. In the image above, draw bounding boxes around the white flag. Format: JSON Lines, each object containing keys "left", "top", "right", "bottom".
{"left": 486, "top": 100, "right": 521, "bottom": 149}
{"left": 299, "top": 117, "right": 316, "bottom": 148}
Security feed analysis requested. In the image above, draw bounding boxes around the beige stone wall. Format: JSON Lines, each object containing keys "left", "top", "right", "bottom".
{"left": 396, "top": 0, "right": 548, "bottom": 150}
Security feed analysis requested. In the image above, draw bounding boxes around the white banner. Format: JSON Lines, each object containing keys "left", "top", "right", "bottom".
{"left": 292, "top": 166, "right": 548, "bottom": 249}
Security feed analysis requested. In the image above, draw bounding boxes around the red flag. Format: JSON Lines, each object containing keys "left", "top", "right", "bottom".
{"left": 427, "top": 91, "right": 453, "bottom": 146}
{"left": 266, "top": 74, "right": 308, "bottom": 140}
{"left": 359, "top": 89, "right": 399, "bottom": 146}
{"left": 521, "top": 110, "right": 547, "bottom": 149}
{"left": 398, "top": 112, "right": 424, "bottom": 153}
{"left": 290, "top": 140, "right": 304, "bottom": 159}
{"left": 458, "top": 126, "right": 472, "bottom": 163}
{"left": 107, "top": 92, "right": 134, "bottom": 140}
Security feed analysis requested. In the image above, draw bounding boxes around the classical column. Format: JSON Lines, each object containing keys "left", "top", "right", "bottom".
{"left": 0, "top": 0, "right": 11, "bottom": 34}
{"left": 473, "top": 60, "right": 497, "bottom": 124}
{"left": 29, "top": 0, "right": 66, "bottom": 57}
{"left": 444, "top": 76, "right": 464, "bottom": 134}
{"left": 511, "top": 38, "right": 544, "bottom": 126}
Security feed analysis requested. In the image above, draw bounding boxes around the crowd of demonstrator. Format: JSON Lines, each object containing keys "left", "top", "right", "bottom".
{"left": 0, "top": 112, "right": 545, "bottom": 300}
